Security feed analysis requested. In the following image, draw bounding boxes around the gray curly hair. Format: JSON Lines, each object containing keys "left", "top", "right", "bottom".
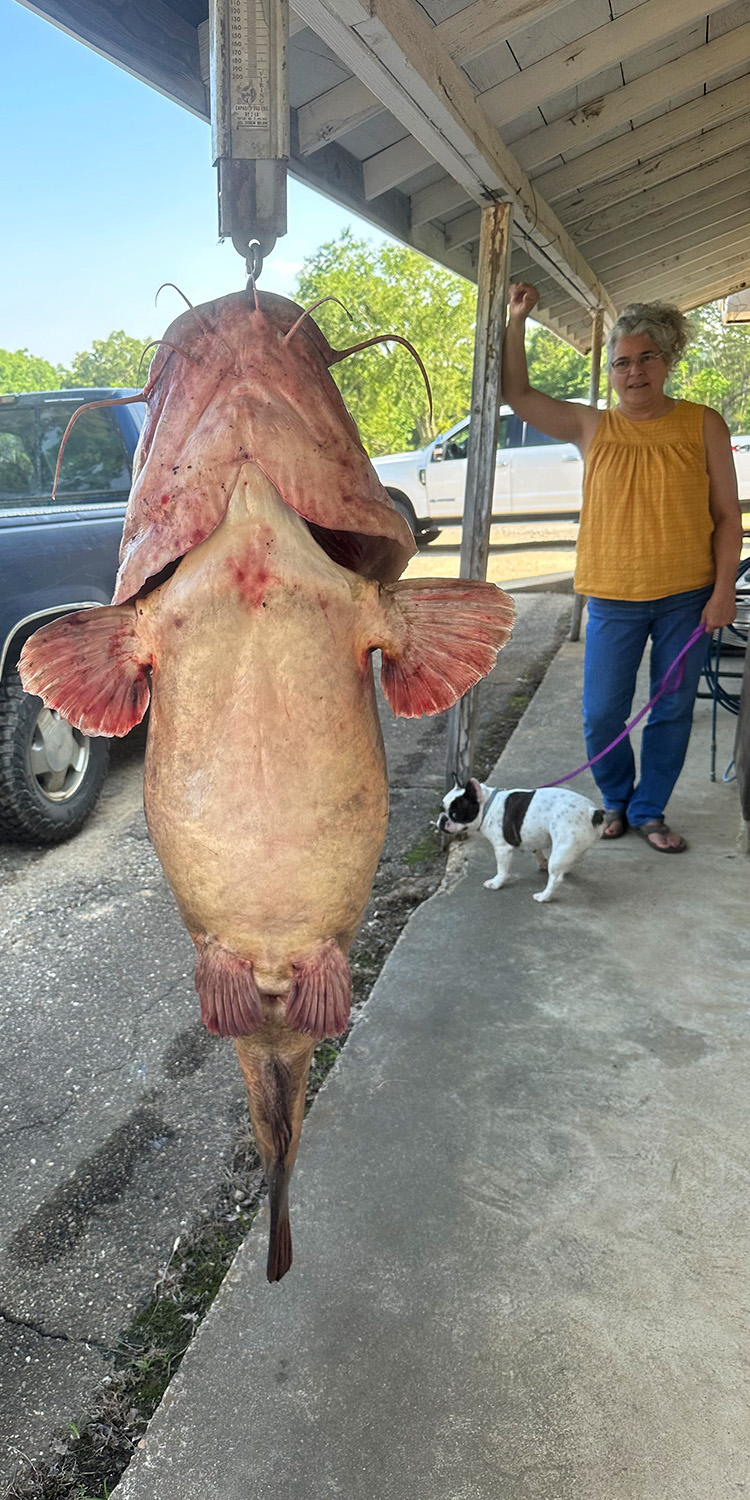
{"left": 607, "top": 302, "right": 693, "bottom": 371}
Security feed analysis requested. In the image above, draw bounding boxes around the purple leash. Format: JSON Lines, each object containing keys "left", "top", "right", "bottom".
{"left": 543, "top": 622, "right": 708, "bottom": 788}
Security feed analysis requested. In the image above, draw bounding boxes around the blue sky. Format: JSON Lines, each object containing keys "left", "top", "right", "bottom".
{"left": 0, "top": 0, "right": 392, "bottom": 365}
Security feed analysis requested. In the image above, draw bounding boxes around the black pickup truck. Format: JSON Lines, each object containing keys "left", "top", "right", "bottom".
{"left": 0, "top": 388, "right": 144, "bottom": 843}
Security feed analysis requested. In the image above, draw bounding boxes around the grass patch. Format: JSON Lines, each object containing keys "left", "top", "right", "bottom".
{"left": 403, "top": 825, "right": 443, "bottom": 866}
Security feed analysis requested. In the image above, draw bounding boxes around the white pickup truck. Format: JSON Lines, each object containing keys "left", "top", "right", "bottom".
{"left": 374, "top": 411, "right": 750, "bottom": 545}
{"left": 373, "top": 408, "right": 583, "bottom": 544}
{"left": 731, "top": 435, "right": 750, "bottom": 503}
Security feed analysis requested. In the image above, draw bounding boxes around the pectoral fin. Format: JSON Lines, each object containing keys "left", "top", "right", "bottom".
{"left": 19, "top": 605, "right": 151, "bottom": 737}
{"left": 375, "top": 578, "right": 515, "bottom": 717}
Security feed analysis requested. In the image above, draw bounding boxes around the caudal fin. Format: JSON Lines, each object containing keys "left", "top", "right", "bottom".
{"left": 19, "top": 606, "right": 151, "bottom": 736}
{"left": 267, "top": 1161, "right": 293, "bottom": 1282}
{"left": 377, "top": 578, "right": 515, "bottom": 717}
{"left": 233, "top": 1036, "right": 316, "bottom": 1284}
{"left": 262, "top": 1058, "right": 294, "bottom": 1282}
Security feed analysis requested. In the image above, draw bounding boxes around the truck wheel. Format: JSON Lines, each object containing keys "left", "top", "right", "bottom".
{"left": 387, "top": 491, "right": 440, "bottom": 549}
{"left": 0, "top": 669, "right": 110, "bottom": 845}
{"left": 391, "top": 494, "right": 419, "bottom": 534}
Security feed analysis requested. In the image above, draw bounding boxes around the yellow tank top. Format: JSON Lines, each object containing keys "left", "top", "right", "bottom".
{"left": 574, "top": 400, "right": 715, "bottom": 601}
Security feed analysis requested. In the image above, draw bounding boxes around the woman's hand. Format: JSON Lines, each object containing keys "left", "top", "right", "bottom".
{"left": 508, "top": 283, "right": 539, "bottom": 323}
{"left": 701, "top": 586, "right": 737, "bottom": 632}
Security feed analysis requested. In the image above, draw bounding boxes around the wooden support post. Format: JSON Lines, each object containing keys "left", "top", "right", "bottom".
{"left": 445, "top": 201, "right": 513, "bottom": 787}
{"left": 569, "top": 305, "right": 604, "bottom": 642}
{"left": 588, "top": 307, "right": 604, "bottom": 408}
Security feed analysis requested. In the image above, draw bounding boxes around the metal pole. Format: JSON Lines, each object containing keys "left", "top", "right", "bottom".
{"left": 569, "top": 305, "right": 604, "bottom": 643}
{"left": 445, "top": 201, "right": 513, "bottom": 786}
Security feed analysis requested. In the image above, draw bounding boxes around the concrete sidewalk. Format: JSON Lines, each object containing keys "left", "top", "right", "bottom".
{"left": 115, "top": 636, "right": 750, "bottom": 1500}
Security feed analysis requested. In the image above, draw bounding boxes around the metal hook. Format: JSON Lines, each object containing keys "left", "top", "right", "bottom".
{"left": 245, "top": 240, "right": 264, "bottom": 285}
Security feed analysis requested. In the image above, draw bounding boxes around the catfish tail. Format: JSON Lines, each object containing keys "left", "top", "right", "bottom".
{"left": 233, "top": 1030, "right": 316, "bottom": 1284}
{"left": 263, "top": 1058, "right": 294, "bottom": 1282}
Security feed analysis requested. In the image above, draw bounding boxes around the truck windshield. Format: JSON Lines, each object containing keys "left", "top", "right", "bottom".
{"left": 39, "top": 402, "right": 132, "bottom": 498}
{"left": 0, "top": 408, "right": 37, "bottom": 504}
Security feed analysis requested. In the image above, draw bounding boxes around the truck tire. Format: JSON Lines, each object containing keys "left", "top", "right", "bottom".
{"left": 391, "top": 493, "right": 419, "bottom": 534}
{"left": 386, "top": 490, "right": 439, "bottom": 549}
{"left": 0, "top": 669, "right": 110, "bottom": 845}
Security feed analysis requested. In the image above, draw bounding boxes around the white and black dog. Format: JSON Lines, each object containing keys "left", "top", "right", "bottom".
{"left": 438, "top": 779, "right": 605, "bottom": 903}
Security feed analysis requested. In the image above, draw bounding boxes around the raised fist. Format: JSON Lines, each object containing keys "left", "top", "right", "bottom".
{"left": 508, "top": 283, "right": 539, "bottom": 321}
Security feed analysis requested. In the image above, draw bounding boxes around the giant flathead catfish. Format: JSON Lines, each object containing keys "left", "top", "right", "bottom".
{"left": 20, "top": 290, "right": 515, "bottom": 1280}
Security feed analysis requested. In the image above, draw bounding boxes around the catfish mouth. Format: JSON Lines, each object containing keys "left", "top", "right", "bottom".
{"left": 112, "top": 289, "right": 418, "bottom": 604}
{"left": 306, "top": 522, "right": 367, "bottom": 574}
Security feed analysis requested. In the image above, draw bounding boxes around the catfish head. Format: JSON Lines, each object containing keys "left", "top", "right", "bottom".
{"left": 109, "top": 290, "right": 420, "bottom": 602}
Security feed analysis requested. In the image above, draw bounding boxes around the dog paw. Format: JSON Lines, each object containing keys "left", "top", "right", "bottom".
{"left": 484, "top": 876, "right": 508, "bottom": 890}
{"left": 533, "top": 891, "right": 552, "bottom": 903}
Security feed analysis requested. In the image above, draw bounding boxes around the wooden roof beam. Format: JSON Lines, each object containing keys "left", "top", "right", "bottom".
{"left": 591, "top": 206, "right": 750, "bottom": 280}
{"left": 299, "top": 0, "right": 574, "bottom": 162}
{"left": 605, "top": 230, "right": 750, "bottom": 299}
{"left": 297, "top": 75, "right": 382, "bottom": 155}
{"left": 620, "top": 262, "right": 750, "bottom": 310}
{"left": 482, "top": 0, "right": 731, "bottom": 130}
{"left": 559, "top": 114, "right": 750, "bottom": 226}
{"left": 445, "top": 208, "right": 482, "bottom": 251}
{"left": 575, "top": 159, "right": 750, "bottom": 248}
{"left": 363, "top": 137, "right": 433, "bottom": 199}
{"left": 514, "top": 21, "right": 750, "bottom": 174}
{"left": 681, "top": 273, "right": 750, "bottom": 311}
{"left": 535, "top": 75, "right": 750, "bottom": 203}
{"left": 543, "top": 241, "right": 750, "bottom": 314}
{"left": 410, "top": 180, "right": 473, "bottom": 227}
{"left": 293, "top": 0, "right": 616, "bottom": 318}
{"left": 19, "top": 0, "right": 207, "bottom": 116}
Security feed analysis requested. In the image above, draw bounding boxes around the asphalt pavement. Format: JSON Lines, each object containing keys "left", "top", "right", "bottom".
{"left": 0, "top": 589, "right": 571, "bottom": 1485}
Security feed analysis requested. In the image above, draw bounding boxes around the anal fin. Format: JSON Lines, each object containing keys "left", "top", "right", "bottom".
{"left": 286, "top": 940, "right": 351, "bottom": 1040}
{"left": 19, "top": 605, "right": 151, "bottom": 737}
{"left": 195, "top": 939, "right": 264, "bottom": 1037}
{"left": 377, "top": 578, "right": 515, "bottom": 717}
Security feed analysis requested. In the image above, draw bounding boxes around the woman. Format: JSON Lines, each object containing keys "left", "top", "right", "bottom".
{"left": 503, "top": 283, "right": 742, "bottom": 852}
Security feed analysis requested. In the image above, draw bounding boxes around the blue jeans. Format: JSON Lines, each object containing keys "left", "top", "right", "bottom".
{"left": 582, "top": 589, "right": 711, "bottom": 826}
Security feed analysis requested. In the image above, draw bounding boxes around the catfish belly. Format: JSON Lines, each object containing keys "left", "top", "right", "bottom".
{"left": 139, "top": 464, "right": 389, "bottom": 992}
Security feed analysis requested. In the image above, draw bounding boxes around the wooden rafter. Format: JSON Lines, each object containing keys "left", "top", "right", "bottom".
{"left": 293, "top": 0, "right": 616, "bottom": 318}
{"left": 575, "top": 159, "right": 750, "bottom": 246}
{"left": 535, "top": 75, "right": 750, "bottom": 203}
{"left": 481, "top": 0, "right": 731, "bottom": 129}
{"left": 297, "top": 0, "right": 575, "bottom": 160}
{"left": 558, "top": 111, "right": 750, "bottom": 225}
{"left": 513, "top": 24, "right": 750, "bottom": 174}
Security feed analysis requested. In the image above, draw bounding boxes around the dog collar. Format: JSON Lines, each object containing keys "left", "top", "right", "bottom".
{"left": 478, "top": 786, "right": 501, "bottom": 828}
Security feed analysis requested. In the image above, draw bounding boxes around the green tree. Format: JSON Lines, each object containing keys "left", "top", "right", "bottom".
{"left": 59, "top": 329, "right": 153, "bottom": 389}
{"left": 525, "top": 324, "right": 591, "bottom": 399}
{"left": 0, "top": 347, "right": 61, "bottom": 394}
{"left": 294, "top": 232, "right": 606, "bottom": 453}
{"left": 669, "top": 302, "right": 750, "bottom": 429}
{"left": 295, "top": 230, "right": 478, "bottom": 454}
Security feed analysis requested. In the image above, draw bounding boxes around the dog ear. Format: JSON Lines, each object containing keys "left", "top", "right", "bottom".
{"left": 451, "top": 771, "right": 461, "bottom": 789}
{"left": 469, "top": 777, "right": 483, "bottom": 800}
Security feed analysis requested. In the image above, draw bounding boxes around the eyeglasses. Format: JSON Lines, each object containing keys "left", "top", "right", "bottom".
{"left": 610, "top": 352, "right": 664, "bottom": 372}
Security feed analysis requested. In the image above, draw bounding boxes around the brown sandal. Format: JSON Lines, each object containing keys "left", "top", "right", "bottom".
{"left": 633, "top": 818, "right": 687, "bottom": 854}
{"left": 602, "top": 810, "right": 627, "bottom": 840}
